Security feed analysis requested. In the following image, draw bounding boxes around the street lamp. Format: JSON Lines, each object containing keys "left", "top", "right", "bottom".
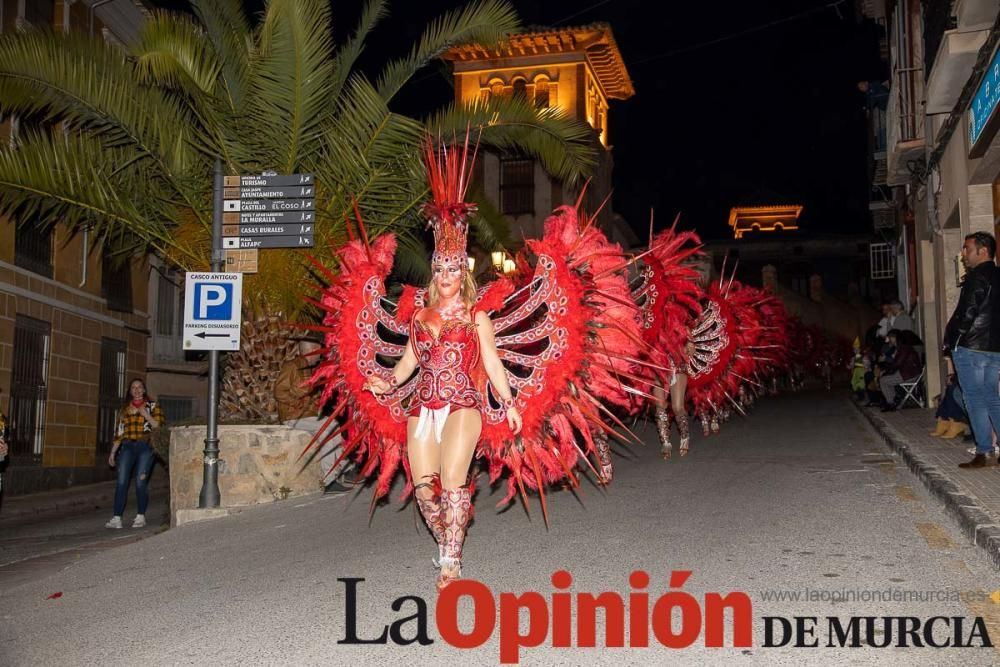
{"left": 467, "top": 256, "right": 476, "bottom": 272}
{"left": 491, "top": 251, "right": 504, "bottom": 271}
{"left": 502, "top": 258, "right": 516, "bottom": 275}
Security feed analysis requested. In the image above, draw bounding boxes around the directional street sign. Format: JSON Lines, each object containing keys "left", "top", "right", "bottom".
{"left": 220, "top": 174, "right": 315, "bottom": 249}
{"left": 223, "top": 210, "right": 314, "bottom": 224}
{"left": 223, "top": 174, "right": 312, "bottom": 187}
{"left": 223, "top": 198, "right": 315, "bottom": 212}
{"left": 183, "top": 272, "right": 243, "bottom": 351}
{"left": 223, "top": 235, "right": 314, "bottom": 249}
{"left": 224, "top": 249, "right": 259, "bottom": 273}
{"left": 223, "top": 223, "right": 313, "bottom": 237}
{"left": 223, "top": 185, "right": 314, "bottom": 199}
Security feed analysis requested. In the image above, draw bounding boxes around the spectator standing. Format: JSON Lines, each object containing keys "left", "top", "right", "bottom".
{"left": 105, "top": 379, "right": 164, "bottom": 528}
{"left": 942, "top": 232, "right": 1000, "bottom": 468}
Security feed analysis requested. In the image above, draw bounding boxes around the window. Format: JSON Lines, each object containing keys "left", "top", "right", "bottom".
{"left": 500, "top": 159, "right": 534, "bottom": 215}
{"left": 512, "top": 78, "right": 527, "bottom": 101}
{"left": 23, "top": 1, "right": 54, "bottom": 28}
{"left": 96, "top": 338, "right": 126, "bottom": 455}
{"left": 534, "top": 79, "right": 550, "bottom": 109}
{"left": 102, "top": 247, "right": 133, "bottom": 312}
{"left": 8, "top": 315, "right": 51, "bottom": 459}
{"left": 156, "top": 270, "right": 178, "bottom": 336}
{"left": 870, "top": 242, "right": 895, "bottom": 280}
{"left": 153, "top": 268, "right": 184, "bottom": 362}
{"left": 14, "top": 220, "right": 53, "bottom": 278}
{"left": 159, "top": 395, "right": 196, "bottom": 423}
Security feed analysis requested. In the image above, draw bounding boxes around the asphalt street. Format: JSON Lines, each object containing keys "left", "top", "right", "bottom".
{"left": 2, "top": 390, "right": 1000, "bottom": 666}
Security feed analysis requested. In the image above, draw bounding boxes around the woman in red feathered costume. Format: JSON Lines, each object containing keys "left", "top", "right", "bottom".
{"left": 363, "top": 141, "right": 522, "bottom": 591}
{"left": 306, "top": 134, "right": 648, "bottom": 591}
{"left": 631, "top": 220, "right": 704, "bottom": 458}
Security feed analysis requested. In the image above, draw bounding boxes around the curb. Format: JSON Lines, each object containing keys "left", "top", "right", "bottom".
{"left": 0, "top": 478, "right": 168, "bottom": 524}
{"left": 852, "top": 400, "right": 1000, "bottom": 570}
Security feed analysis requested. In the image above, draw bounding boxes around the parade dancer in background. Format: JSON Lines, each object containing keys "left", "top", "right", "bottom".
{"left": 630, "top": 219, "right": 703, "bottom": 459}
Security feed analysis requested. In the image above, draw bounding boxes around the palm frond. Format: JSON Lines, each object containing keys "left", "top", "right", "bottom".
{"left": 245, "top": 0, "right": 336, "bottom": 172}
{"left": 317, "top": 74, "right": 427, "bottom": 228}
{"left": 392, "top": 232, "right": 432, "bottom": 286}
{"left": 190, "top": 0, "right": 252, "bottom": 110}
{"left": 467, "top": 186, "right": 513, "bottom": 251}
{"left": 376, "top": 0, "right": 519, "bottom": 102}
{"left": 133, "top": 12, "right": 222, "bottom": 96}
{"left": 330, "top": 0, "right": 388, "bottom": 101}
{"left": 427, "top": 96, "right": 598, "bottom": 184}
{"left": 0, "top": 30, "right": 198, "bottom": 177}
{"left": 0, "top": 129, "right": 203, "bottom": 267}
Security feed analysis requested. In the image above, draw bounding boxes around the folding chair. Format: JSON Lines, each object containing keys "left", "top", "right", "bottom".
{"left": 897, "top": 368, "right": 926, "bottom": 408}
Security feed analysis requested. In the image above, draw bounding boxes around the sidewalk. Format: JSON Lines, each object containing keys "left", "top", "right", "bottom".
{"left": 853, "top": 400, "right": 1000, "bottom": 569}
{"left": 0, "top": 474, "right": 168, "bottom": 523}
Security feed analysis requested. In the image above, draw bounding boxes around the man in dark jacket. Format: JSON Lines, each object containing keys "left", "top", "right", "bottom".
{"left": 943, "top": 231, "right": 1000, "bottom": 468}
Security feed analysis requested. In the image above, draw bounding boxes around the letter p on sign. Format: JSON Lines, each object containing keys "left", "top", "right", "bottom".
{"left": 195, "top": 283, "right": 233, "bottom": 320}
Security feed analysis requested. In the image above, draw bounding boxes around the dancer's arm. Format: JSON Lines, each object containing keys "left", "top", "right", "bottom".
{"left": 476, "top": 311, "right": 522, "bottom": 434}
{"left": 365, "top": 337, "right": 419, "bottom": 395}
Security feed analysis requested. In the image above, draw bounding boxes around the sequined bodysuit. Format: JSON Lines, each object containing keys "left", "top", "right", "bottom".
{"left": 408, "top": 313, "right": 483, "bottom": 441}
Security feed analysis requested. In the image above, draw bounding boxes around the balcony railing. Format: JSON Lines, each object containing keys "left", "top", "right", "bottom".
{"left": 889, "top": 66, "right": 924, "bottom": 145}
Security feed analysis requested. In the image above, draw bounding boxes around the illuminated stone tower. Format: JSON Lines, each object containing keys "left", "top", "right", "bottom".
{"left": 442, "top": 23, "right": 635, "bottom": 246}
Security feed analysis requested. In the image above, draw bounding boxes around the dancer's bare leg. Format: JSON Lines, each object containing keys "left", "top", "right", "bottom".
{"left": 407, "top": 417, "right": 443, "bottom": 561}
{"left": 671, "top": 372, "right": 690, "bottom": 456}
{"left": 438, "top": 408, "right": 481, "bottom": 586}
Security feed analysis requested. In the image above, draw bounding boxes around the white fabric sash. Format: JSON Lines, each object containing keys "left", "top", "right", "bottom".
{"left": 414, "top": 405, "right": 451, "bottom": 443}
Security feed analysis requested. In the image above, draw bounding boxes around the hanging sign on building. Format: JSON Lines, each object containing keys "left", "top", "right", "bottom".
{"left": 969, "top": 47, "right": 1000, "bottom": 157}
{"left": 183, "top": 272, "right": 243, "bottom": 351}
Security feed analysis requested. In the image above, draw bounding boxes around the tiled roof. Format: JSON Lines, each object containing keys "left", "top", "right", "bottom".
{"left": 442, "top": 23, "right": 635, "bottom": 100}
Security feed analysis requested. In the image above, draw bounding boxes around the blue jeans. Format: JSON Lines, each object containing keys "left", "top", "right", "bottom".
{"left": 113, "top": 439, "right": 155, "bottom": 516}
{"left": 936, "top": 383, "right": 967, "bottom": 422}
{"left": 952, "top": 347, "right": 1000, "bottom": 454}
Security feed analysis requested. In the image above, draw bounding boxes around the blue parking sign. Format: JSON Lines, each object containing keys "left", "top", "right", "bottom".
{"left": 194, "top": 283, "right": 233, "bottom": 320}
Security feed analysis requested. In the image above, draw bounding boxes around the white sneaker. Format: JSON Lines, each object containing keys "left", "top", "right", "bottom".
{"left": 131, "top": 514, "right": 146, "bottom": 528}
{"left": 105, "top": 516, "right": 123, "bottom": 529}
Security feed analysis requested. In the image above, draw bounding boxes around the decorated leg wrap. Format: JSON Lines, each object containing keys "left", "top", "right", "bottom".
{"left": 656, "top": 407, "right": 672, "bottom": 459}
{"left": 414, "top": 481, "right": 445, "bottom": 567}
{"left": 710, "top": 414, "right": 720, "bottom": 434}
{"left": 700, "top": 412, "right": 711, "bottom": 437}
{"left": 677, "top": 414, "right": 690, "bottom": 457}
{"left": 593, "top": 430, "right": 614, "bottom": 483}
{"left": 438, "top": 486, "right": 473, "bottom": 589}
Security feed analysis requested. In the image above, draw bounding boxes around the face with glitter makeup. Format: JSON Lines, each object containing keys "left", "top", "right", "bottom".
{"left": 432, "top": 257, "right": 464, "bottom": 301}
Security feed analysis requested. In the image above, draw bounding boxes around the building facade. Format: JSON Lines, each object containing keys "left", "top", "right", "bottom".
{"left": 442, "top": 23, "right": 638, "bottom": 249}
{"left": 866, "top": 0, "right": 999, "bottom": 402}
{"left": 0, "top": 0, "right": 204, "bottom": 495}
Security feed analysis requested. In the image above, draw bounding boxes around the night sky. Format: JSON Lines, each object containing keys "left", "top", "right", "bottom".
{"left": 158, "top": 0, "right": 885, "bottom": 240}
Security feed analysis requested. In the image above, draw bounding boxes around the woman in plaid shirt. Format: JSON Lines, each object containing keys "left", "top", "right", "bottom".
{"left": 105, "top": 379, "right": 164, "bottom": 529}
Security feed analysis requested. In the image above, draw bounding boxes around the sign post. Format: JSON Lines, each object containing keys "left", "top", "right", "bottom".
{"left": 192, "top": 167, "right": 314, "bottom": 509}
{"left": 198, "top": 159, "right": 225, "bottom": 509}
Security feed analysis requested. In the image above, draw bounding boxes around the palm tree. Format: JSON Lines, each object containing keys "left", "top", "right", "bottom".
{"left": 0, "top": 0, "right": 597, "bottom": 419}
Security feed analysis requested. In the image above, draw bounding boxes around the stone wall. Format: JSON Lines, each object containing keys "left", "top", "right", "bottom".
{"left": 169, "top": 425, "right": 323, "bottom": 525}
